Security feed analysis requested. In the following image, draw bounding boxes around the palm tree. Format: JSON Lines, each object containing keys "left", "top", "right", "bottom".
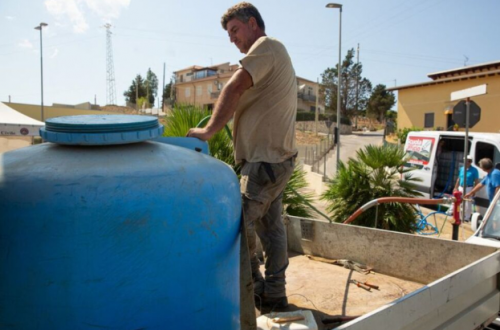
{"left": 321, "top": 144, "right": 422, "bottom": 233}
{"left": 162, "top": 104, "right": 235, "bottom": 168}
{"left": 162, "top": 104, "right": 316, "bottom": 218}
{"left": 283, "top": 166, "right": 316, "bottom": 218}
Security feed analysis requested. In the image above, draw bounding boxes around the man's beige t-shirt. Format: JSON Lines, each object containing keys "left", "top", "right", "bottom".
{"left": 233, "top": 36, "right": 297, "bottom": 164}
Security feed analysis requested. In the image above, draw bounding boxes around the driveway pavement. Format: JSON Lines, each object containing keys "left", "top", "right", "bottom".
{"left": 320, "top": 131, "right": 384, "bottom": 178}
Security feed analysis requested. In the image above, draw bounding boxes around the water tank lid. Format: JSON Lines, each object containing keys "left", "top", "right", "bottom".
{"left": 40, "top": 115, "right": 164, "bottom": 146}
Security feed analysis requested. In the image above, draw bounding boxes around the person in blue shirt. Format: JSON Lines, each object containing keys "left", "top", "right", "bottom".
{"left": 465, "top": 158, "right": 500, "bottom": 205}
{"left": 453, "top": 155, "right": 479, "bottom": 221}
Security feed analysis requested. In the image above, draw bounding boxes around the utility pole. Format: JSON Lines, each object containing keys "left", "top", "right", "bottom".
{"left": 315, "top": 78, "right": 319, "bottom": 135}
{"left": 355, "top": 43, "right": 359, "bottom": 129}
{"left": 162, "top": 62, "right": 165, "bottom": 117}
{"left": 34, "top": 22, "right": 48, "bottom": 121}
{"left": 136, "top": 76, "right": 139, "bottom": 110}
{"left": 104, "top": 24, "right": 116, "bottom": 106}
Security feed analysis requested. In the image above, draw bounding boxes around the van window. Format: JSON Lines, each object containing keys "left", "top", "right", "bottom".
{"left": 475, "top": 142, "right": 500, "bottom": 167}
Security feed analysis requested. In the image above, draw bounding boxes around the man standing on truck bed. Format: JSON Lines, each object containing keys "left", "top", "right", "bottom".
{"left": 454, "top": 155, "right": 479, "bottom": 222}
{"left": 187, "top": 1, "right": 297, "bottom": 325}
{"left": 465, "top": 158, "right": 500, "bottom": 203}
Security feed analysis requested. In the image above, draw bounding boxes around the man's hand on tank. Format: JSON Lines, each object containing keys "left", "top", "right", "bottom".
{"left": 186, "top": 128, "right": 211, "bottom": 141}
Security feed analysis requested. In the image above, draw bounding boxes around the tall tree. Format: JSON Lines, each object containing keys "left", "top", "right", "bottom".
{"left": 162, "top": 75, "right": 175, "bottom": 105}
{"left": 145, "top": 68, "right": 158, "bottom": 106}
{"left": 123, "top": 74, "right": 146, "bottom": 105}
{"left": 320, "top": 48, "right": 372, "bottom": 120}
{"left": 366, "top": 84, "right": 396, "bottom": 122}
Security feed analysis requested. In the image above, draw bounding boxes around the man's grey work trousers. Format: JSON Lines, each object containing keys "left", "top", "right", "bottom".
{"left": 239, "top": 157, "right": 294, "bottom": 309}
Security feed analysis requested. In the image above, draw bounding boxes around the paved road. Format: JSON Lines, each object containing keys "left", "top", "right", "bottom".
{"left": 317, "top": 131, "right": 384, "bottom": 179}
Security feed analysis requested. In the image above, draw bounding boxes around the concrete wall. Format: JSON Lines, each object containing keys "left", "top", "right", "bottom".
{"left": 302, "top": 164, "right": 329, "bottom": 195}
{"left": 397, "top": 74, "right": 500, "bottom": 133}
{"left": 296, "top": 121, "right": 352, "bottom": 135}
{"left": 286, "top": 216, "right": 497, "bottom": 284}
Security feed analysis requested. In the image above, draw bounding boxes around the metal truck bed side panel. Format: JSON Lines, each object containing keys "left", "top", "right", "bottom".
{"left": 287, "top": 217, "right": 497, "bottom": 283}
{"left": 336, "top": 250, "right": 500, "bottom": 330}
{"left": 286, "top": 216, "right": 500, "bottom": 329}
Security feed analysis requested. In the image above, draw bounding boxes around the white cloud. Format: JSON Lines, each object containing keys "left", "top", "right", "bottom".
{"left": 85, "top": 0, "right": 130, "bottom": 21}
{"left": 45, "top": 0, "right": 89, "bottom": 33}
{"left": 44, "top": 0, "right": 130, "bottom": 33}
{"left": 6, "top": 16, "right": 15, "bottom": 20}
{"left": 18, "top": 39, "right": 33, "bottom": 48}
{"left": 50, "top": 48, "right": 59, "bottom": 58}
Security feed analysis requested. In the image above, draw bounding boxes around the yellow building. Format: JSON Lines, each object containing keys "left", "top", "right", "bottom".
{"left": 388, "top": 60, "right": 500, "bottom": 133}
{"left": 173, "top": 63, "right": 325, "bottom": 113}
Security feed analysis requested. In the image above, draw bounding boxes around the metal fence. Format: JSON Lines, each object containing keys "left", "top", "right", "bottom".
{"left": 304, "top": 135, "right": 335, "bottom": 176}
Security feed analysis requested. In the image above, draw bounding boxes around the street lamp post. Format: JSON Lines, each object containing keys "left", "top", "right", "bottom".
{"left": 34, "top": 22, "right": 48, "bottom": 122}
{"left": 326, "top": 3, "right": 342, "bottom": 172}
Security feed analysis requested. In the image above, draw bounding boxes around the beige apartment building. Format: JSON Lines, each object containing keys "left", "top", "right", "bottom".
{"left": 173, "top": 62, "right": 324, "bottom": 113}
{"left": 387, "top": 60, "right": 500, "bottom": 133}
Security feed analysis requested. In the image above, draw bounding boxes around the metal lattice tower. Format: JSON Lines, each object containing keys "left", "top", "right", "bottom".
{"left": 104, "top": 23, "right": 116, "bottom": 105}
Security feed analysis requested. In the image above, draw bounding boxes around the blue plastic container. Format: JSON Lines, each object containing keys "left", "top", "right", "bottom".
{"left": 0, "top": 115, "right": 241, "bottom": 329}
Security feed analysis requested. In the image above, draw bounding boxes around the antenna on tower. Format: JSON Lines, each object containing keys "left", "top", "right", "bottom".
{"left": 104, "top": 23, "right": 116, "bottom": 105}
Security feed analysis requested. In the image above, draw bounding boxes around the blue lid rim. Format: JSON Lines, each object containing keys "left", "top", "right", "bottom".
{"left": 41, "top": 115, "right": 164, "bottom": 145}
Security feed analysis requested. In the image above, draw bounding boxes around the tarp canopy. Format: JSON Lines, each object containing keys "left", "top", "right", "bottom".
{"left": 0, "top": 102, "right": 44, "bottom": 136}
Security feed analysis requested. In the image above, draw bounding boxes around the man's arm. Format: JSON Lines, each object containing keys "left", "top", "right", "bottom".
{"left": 465, "top": 182, "right": 484, "bottom": 198}
{"left": 493, "top": 171, "right": 500, "bottom": 196}
{"left": 186, "top": 68, "right": 253, "bottom": 141}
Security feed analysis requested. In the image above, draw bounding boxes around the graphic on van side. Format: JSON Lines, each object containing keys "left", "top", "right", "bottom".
{"left": 405, "top": 136, "right": 435, "bottom": 166}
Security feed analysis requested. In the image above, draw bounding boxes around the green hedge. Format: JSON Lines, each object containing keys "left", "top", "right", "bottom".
{"left": 396, "top": 126, "right": 422, "bottom": 144}
{"left": 296, "top": 112, "right": 351, "bottom": 125}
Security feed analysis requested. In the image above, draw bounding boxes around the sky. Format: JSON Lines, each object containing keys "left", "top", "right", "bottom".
{"left": 1, "top": 0, "right": 499, "bottom": 108}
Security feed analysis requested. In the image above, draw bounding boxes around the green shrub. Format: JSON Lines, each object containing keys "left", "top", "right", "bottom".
{"left": 321, "top": 144, "right": 422, "bottom": 233}
{"left": 396, "top": 126, "right": 422, "bottom": 144}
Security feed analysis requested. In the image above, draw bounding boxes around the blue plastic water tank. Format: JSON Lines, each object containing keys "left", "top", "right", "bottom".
{"left": 0, "top": 115, "right": 241, "bottom": 329}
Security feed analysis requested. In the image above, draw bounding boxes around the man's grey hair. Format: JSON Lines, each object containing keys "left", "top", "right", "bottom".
{"left": 479, "top": 158, "right": 493, "bottom": 170}
{"left": 221, "top": 2, "right": 265, "bottom": 31}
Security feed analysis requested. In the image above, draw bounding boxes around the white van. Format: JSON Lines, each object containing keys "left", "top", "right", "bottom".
{"left": 403, "top": 131, "right": 500, "bottom": 215}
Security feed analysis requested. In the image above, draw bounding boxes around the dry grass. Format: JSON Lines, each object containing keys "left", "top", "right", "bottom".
{"left": 296, "top": 130, "right": 325, "bottom": 145}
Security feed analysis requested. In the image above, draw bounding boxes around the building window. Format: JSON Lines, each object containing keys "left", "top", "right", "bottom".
{"left": 207, "top": 84, "right": 213, "bottom": 95}
{"left": 310, "top": 106, "right": 316, "bottom": 112}
{"left": 196, "top": 86, "right": 202, "bottom": 96}
{"left": 424, "top": 113, "right": 434, "bottom": 128}
{"left": 194, "top": 69, "right": 216, "bottom": 80}
{"left": 185, "top": 87, "right": 191, "bottom": 97}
